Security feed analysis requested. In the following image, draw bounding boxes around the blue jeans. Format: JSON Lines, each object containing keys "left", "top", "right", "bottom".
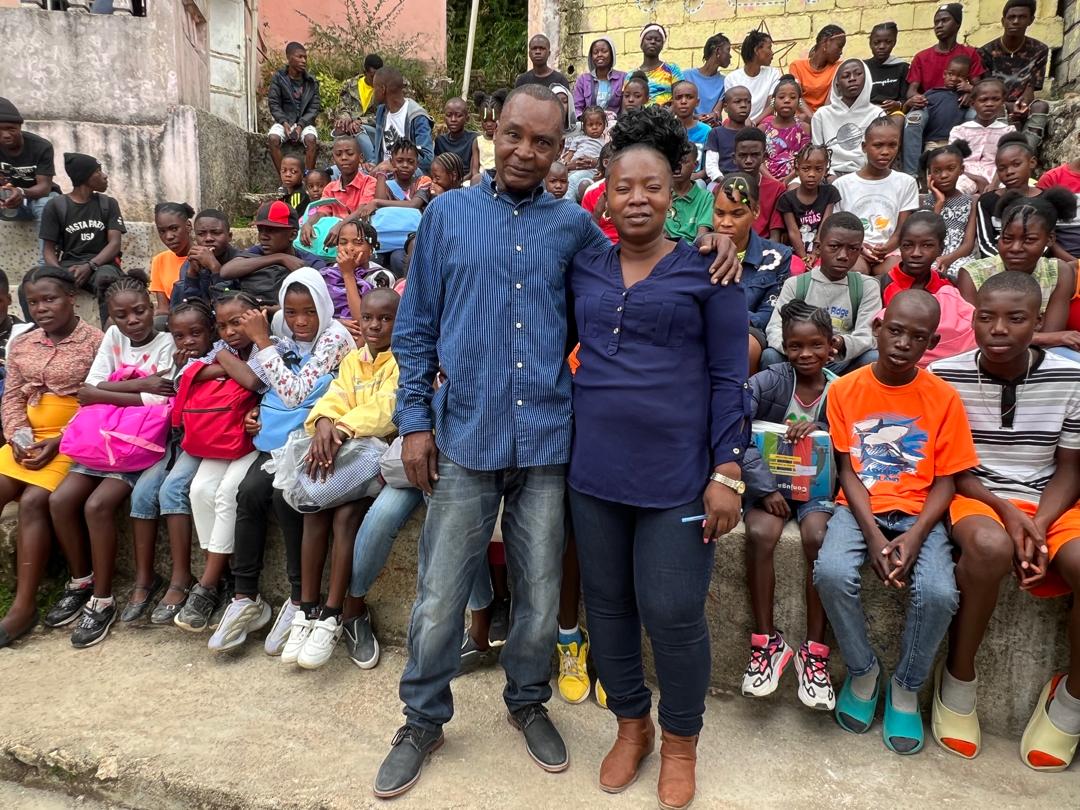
{"left": 2, "top": 191, "right": 55, "bottom": 262}
{"left": 144, "top": 450, "right": 202, "bottom": 517}
{"left": 399, "top": 458, "right": 566, "bottom": 731}
{"left": 813, "top": 506, "right": 959, "bottom": 691}
{"left": 350, "top": 485, "right": 424, "bottom": 597}
{"left": 902, "top": 108, "right": 927, "bottom": 176}
{"left": 760, "top": 346, "right": 878, "bottom": 375}
{"left": 568, "top": 488, "right": 715, "bottom": 737}
{"left": 357, "top": 124, "right": 377, "bottom": 164}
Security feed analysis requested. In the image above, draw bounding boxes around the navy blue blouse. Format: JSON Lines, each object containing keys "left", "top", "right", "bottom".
{"left": 568, "top": 239, "right": 751, "bottom": 508}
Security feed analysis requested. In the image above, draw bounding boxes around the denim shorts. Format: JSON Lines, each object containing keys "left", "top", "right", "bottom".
{"left": 129, "top": 448, "right": 201, "bottom": 520}
{"left": 69, "top": 463, "right": 140, "bottom": 488}
{"left": 745, "top": 495, "right": 834, "bottom": 524}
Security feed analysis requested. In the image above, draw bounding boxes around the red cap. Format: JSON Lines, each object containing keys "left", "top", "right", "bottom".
{"left": 254, "top": 199, "right": 299, "bottom": 229}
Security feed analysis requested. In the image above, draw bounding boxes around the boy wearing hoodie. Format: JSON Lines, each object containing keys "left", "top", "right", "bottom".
{"left": 372, "top": 66, "right": 434, "bottom": 173}
{"left": 811, "top": 59, "right": 882, "bottom": 177}
{"left": 764, "top": 213, "right": 881, "bottom": 374}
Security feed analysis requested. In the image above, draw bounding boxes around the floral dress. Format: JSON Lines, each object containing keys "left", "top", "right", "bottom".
{"left": 919, "top": 192, "right": 974, "bottom": 278}
{"left": 761, "top": 116, "right": 810, "bottom": 180}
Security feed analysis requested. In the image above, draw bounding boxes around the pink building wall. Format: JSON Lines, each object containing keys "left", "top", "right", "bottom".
{"left": 258, "top": 0, "right": 447, "bottom": 65}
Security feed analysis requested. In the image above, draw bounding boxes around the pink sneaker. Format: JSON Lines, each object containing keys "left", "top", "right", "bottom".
{"left": 741, "top": 632, "right": 794, "bottom": 697}
{"left": 794, "top": 640, "right": 835, "bottom": 711}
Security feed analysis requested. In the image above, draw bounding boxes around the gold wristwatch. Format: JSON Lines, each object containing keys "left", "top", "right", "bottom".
{"left": 709, "top": 471, "right": 746, "bottom": 495}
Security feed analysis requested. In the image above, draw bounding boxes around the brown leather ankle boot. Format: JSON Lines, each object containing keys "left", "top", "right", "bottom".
{"left": 657, "top": 729, "right": 698, "bottom": 809}
{"left": 599, "top": 714, "right": 655, "bottom": 793}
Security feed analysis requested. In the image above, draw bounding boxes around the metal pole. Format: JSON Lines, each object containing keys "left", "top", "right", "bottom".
{"left": 461, "top": 0, "right": 480, "bottom": 98}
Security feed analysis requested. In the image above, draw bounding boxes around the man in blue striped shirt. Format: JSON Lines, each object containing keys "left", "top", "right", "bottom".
{"left": 375, "top": 84, "right": 738, "bottom": 799}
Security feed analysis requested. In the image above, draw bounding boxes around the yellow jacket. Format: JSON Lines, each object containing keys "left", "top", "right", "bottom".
{"left": 305, "top": 346, "right": 399, "bottom": 439}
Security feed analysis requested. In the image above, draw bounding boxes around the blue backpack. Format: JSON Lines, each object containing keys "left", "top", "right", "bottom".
{"left": 254, "top": 354, "right": 334, "bottom": 452}
{"left": 371, "top": 207, "right": 422, "bottom": 252}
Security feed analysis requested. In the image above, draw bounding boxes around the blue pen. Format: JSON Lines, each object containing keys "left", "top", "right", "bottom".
{"left": 680, "top": 514, "right": 708, "bottom": 523}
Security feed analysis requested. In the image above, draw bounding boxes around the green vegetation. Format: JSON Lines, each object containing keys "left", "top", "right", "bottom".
{"left": 446, "top": 0, "right": 527, "bottom": 94}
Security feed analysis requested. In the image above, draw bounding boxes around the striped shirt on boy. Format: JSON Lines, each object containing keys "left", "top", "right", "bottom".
{"left": 930, "top": 348, "right": 1080, "bottom": 503}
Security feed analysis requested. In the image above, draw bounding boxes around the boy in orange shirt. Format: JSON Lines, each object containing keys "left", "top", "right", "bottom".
{"left": 814, "top": 289, "right": 978, "bottom": 756}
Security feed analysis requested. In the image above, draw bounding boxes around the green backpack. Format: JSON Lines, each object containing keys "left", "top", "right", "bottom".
{"left": 793, "top": 271, "right": 863, "bottom": 326}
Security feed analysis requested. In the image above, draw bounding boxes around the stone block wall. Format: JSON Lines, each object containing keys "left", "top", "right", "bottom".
{"left": 1057, "top": 0, "right": 1080, "bottom": 89}
{"left": 559, "top": 0, "right": 1064, "bottom": 88}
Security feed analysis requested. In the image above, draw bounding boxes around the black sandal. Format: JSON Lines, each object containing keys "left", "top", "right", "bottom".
{"left": 121, "top": 574, "right": 165, "bottom": 623}
{"left": 149, "top": 582, "right": 191, "bottom": 626}
{"left": 0, "top": 610, "right": 39, "bottom": 649}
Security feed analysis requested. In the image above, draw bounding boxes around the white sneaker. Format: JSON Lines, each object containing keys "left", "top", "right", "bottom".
{"left": 207, "top": 596, "right": 272, "bottom": 652}
{"left": 265, "top": 600, "right": 299, "bottom": 657}
{"left": 297, "top": 614, "right": 344, "bottom": 670}
{"left": 280, "top": 611, "right": 314, "bottom": 665}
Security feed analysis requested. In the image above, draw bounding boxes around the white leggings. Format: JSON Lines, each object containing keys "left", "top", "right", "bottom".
{"left": 190, "top": 452, "right": 260, "bottom": 554}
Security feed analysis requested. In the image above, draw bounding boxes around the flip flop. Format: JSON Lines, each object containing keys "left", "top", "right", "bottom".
{"left": 0, "top": 610, "right": 39, "bottom": 649}
{"left": 1021, "top": 674, "right": 1080, "bottom": 771}
{"left": 931, "top": 660, "right": 980, "bottom": 759}
{"left": 835, "top": 669, "right": 880, "bottom": 734}
{"left": 883, "top": 680, "right": 925, "bottom": 755}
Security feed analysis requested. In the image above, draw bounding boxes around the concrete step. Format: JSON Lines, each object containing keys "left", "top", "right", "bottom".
{"left": 0, "top": 500, "right": 1066, "bottom": 740}
{"left": 0, "top": 629, "right": 1071, "bottom": 809}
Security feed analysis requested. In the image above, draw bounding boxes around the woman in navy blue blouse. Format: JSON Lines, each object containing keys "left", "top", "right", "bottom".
{"left": 566, "top": 107, "right": 750, "bottom": 808}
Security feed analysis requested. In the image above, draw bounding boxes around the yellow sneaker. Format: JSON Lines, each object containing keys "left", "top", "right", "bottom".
{"left": 595, "top": 678, "right": 608, "bottom": 709}
{"left": 557, "top": 639, "right": 591, "bottom": 704}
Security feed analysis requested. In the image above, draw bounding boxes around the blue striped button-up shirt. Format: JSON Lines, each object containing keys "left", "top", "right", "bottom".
{"left": 392, "top": 176, "right": 610, "bottom": 471}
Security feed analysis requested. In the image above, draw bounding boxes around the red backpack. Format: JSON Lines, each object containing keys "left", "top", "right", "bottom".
{"left": 172, "top": 362, "right": 259, "bottom": 460}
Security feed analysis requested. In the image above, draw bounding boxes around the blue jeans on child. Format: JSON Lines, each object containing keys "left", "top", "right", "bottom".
{"left": 350, "top": 484, "right": 424, "bottom": 598}
{"left": 398, "top": 458, "right": 565, "bottom": 732}
{"left": 130, "top": 449, "right": 201, "bottom": 519}
{"left": 568, "top": 488, "right": 715, "bottom": 737}
{"left": 813, "top": 506, "right": 959, "bottom": 691}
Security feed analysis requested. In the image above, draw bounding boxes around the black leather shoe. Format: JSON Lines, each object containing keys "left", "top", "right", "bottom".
{"left": 44, "top": 586, "right": 93, "bottom": 627}
{"left": 508, "top": 703, "right": 569, "bottom": 772}
{"left": 372, "top": 724, "right": 444, "bottom": 799}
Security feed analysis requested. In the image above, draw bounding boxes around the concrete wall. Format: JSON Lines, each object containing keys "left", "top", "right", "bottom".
{"left": 546, "top": 0, "right": 1064, "bottom": 86}
{"left": 258, "top": 0, "right": 447, "bottom": 65}
{"left": 0, "top": 3, "right": 210, "bottom": 125}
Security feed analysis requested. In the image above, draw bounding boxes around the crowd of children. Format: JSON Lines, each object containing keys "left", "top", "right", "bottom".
{"left": 1, "top": 0, "right": 1080, "bottom": 786}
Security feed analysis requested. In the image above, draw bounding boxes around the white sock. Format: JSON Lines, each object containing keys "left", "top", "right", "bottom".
{"left": 940, "top": 667, "right": 978, "bottom": 714}
{"left": 890, "top": 677, "right": 919, "bottom": 713}
{"left": 70, "top": 574, "right": 93, "bottom": 588}
{"left": 851, "top": 659, "right": 880, "bottom": 700}
{"left": 87, "top": 595, "right": 114, "bottom": 611}
{"left": 1048, "top": 676, "right": 1080, "bottom": 735}
{"left": 559, "top": 624, "right": 579, "bottom": 636}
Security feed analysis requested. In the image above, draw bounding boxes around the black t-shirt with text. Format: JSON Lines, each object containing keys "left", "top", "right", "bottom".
{"left": 864, "top": 60, "right": 909, "bottom": 105}
{"left": 514, "top": 70, "right": 570, "bottom": 90}
{"left": 38, "top": 193, "right": 126, "bottom": 265}
{"left": 0, "top": 131, "right": 56, "bottom": 189}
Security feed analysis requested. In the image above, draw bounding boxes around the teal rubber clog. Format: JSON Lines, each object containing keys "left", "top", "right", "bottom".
{"left": 835, "top": 670, "right": 880, "bottom": 734}
{"left": 883, "top": 680, "right": 925, "bottom": 755}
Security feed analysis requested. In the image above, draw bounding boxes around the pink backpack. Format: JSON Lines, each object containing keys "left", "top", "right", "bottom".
{"left": 60, "top": 365, "right": 173, "bottom": 472}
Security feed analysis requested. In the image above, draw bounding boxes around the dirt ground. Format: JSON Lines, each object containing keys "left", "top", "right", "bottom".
{"left": 0, "top": 626, "right": 1076, "bottom": 809}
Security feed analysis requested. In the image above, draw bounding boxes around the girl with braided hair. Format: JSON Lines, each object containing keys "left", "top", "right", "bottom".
{"left": 49, "top": 276, "right": 177, "bottom": 648}
{"left": 741, "top": 299, "right": 838, "bottom": 711}
{"left": 777, "top": 143, "right": 841, "bottom": 261}
{"left": 960, "top": 188, "right": 1080, "bottom": 360}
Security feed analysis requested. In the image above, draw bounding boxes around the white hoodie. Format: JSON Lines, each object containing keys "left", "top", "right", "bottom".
{"left": 811, "top": 59, "right": 883, "bottom": 176}
{"left": 259, "top": 267, "right": 356, "bottom": 409}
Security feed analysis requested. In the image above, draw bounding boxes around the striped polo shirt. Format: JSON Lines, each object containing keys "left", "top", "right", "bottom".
{"left": 930, "top": 348, "right": 1080, "bottom": 504}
